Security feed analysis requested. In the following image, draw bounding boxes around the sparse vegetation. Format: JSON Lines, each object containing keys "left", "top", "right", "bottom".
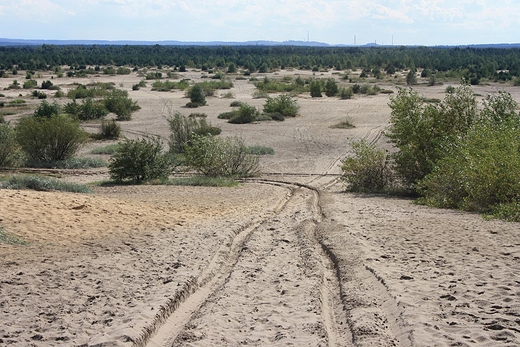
{"left": 1, "top": 175, "right": 92, "bottom": 193}
{"left": 262, "top": 94, "right": 299, "bottom": 118}
{"left": 167, "top": 112, "right": 220, "bottom": 153}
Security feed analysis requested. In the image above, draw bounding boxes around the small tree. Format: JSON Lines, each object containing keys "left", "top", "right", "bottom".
{"left": 109, "top": 137, "right": 174, "bottom": 183}
{"left": 104, "top": 90, "right": 140, "bottom": 121}
{"left": 229, "top": 103, "right": 259, "bottom": 124}
{"left": 310, "top": 81, "right": 322, "bottom": 97}
{"left": 16, "top": 114, "right": 88, "bottom": 162}
{"left": 34, "top": 100, "right": 61, "bottom": 118}
{"left": 167, "top": 112, "right": 220, "bottom": 153}
{"left": 188, "top": 84, "right": 206, "bottom": 106}
{"left": 406, "top": 68, "right": 417, "bottom": 85}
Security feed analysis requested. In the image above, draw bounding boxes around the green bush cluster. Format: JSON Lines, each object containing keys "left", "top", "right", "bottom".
{"left": 2, "top": 175, "right": 92, "bottom": 193}
{"left": 254, "top": 76, "right": 308, "bottom": 94}
{"left": 108, "top": 137, "right": 174, "bottom": 183}
{"left": 229, "top": 104, "right": 259, "bottom": 124}
{"left": 263, "top": 94, "right": 299, "bottom": 118}
{"left": 65, "top": 98, "right": 108, "bottom": 120}
{"left": 183, "top": 135, "right": 259, "bottom": 177}
{"left": 167, "top": 112, "right": 220, "bottom": 153}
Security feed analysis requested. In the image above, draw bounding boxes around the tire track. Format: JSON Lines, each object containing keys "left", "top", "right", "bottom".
{"left": 136, "top": 180, "right": 352, "bottom": 346}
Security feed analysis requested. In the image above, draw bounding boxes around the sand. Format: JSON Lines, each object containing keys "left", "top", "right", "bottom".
{"left": 0, "top": 70, "right": 519, "bottom": 346}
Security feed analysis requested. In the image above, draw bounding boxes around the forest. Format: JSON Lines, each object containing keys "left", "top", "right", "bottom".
{"left": 1, "top": 45, "right": 520, "bottom": 83}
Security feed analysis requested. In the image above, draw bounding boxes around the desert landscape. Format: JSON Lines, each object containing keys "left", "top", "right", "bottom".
{"left": 1, "top": 68, "right": 519, "bottom": 347}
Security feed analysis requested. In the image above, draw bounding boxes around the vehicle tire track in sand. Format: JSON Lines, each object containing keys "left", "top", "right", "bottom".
{"left": 139, "top": 180, "right": 352, "bottom": 346}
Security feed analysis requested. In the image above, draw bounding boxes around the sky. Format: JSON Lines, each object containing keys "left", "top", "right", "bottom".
{"left": 0, "top": 0, "right": 519, "bottom": 46}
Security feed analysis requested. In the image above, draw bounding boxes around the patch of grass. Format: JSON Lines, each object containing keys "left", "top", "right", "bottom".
{"left": 330, "top": 117, "right": 355, "bottom": 129}
{"left": 0, "top": 227, "right": 28, "bottom": 245}
{"left": 25, "top": 157, "right": 107, "bottom": 169}
{"left": 165, "top": 176, "right": 239, "bottom": 187}
{"left": 90, "top": 144, "right": 120, "bottom": 155}
{"left": 247, "top": 146, "right": 275, "bottom": 155}
{"left": 218, "top": 110, "right": 239, "bottom": 119}
{"left": 1, "top": 175, "right": 92, "bottom": 193}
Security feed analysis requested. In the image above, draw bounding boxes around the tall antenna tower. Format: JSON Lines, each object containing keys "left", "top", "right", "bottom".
{"left": 354, "top": 35, "right": 356, "bottom": 45}
{"left": 392, "top": 35, "right": 394, "bottom": 45}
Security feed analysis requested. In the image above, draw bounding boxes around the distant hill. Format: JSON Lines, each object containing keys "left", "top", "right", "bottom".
{"left": 1, "top": 38, "right": 518, "bottom": 48}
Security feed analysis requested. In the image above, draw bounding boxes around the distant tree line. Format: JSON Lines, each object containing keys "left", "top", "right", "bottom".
{"left": 1, "top": 45, "right": 520, "bottom": 81}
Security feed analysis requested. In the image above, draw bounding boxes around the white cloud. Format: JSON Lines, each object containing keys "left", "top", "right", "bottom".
{"left": 0, "top": 0, "right": 74, "bottom": 21}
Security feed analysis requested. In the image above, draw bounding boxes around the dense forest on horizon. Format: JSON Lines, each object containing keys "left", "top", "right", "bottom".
{"left": 1, "top": 45, "right": 520, "bottom": 82}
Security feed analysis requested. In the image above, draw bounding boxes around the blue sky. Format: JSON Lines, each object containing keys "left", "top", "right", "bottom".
{"left": 0, "top": 0, "right": 519, "bottom": 45}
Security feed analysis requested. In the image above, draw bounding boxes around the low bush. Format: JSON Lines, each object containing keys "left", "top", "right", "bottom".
{"left": 109, "top": 137, "right": 174, "bottom": 183}
{"left": 24, "top": 157, "right": 106, "bottom": 169}
{"left": 90, "top": 144, "right": 120, "bottom": 155}
{"left": 34, "top": 100, "right": 61, "bottom": 118}
{"left": 23, "top": 79, "right": 38, "bottom": 89}
{"left": 104, "top": 90, "right": 140, "bottom": 120}
{"left": 218, "top": 110, "right": 239, "bottom": 119}
{"left": 247, "top": 146, "right": 275, "bottom": 155}
{"left": 330, "top": 117, "right": 355, "bottom": 129}
{"left": 230, "top": 100, "right": 243, "bottom": 107}
{"left": 183, "top": 135, "right": 259, "bottom": 177}
{"left": 0, "top": 123, "right": 19, "bottom": 167}
{"left": 229, "top": 104, "right": 259, "bottom": 124}
{"left": 339, "top": 87, "right": 354, "bottom": 99}
{"left": 263, "top": 94, "right": 299, "bottom": 118}
{"left": 1, "top": 175, "right": 91, "bottom": 193}
{"left": 99, "top": 119, "right": 121, "bottom": 139}
{"left": 189, "top": 112, "right": 207, "bottom": 118}
{"left": 167, "top": 112, "right": 220, "bottom": 153}
{"left": 340, "top": 139, "right": 392, "bottom": 193}
{"left": 16, "top": 114, "right": 88, "bottom": 162}
{"left": 166, "top": 176, "right": 238, "bottom": 187}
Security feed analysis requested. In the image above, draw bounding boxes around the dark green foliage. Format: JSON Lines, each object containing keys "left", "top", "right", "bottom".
{"left": 188, "top": 84, "right": 206, "bottom": 106}
{"left": 324, "top": 78, "right": 339, "bottom": 97}
{"left": 247, "top": 146, "right": 275, "bottom": 155}
{"left": 41, "top": 80, "right": 53, "bottom": 89}
{"left": 262, "top": 94, "right": 299, "bottom": 118}
{"left": 104, "top": 90, "right": 140, "bottom": 121}
{"left": 0, "top": 123, "right": 19, "bottom": 167}
{"left": 227, "top": 62, "right": 237, "bottom": 73}
{"left": 2, "top": 175, "right": 91, "bottom": 193}
{"left": 406, "top": 68, "right": 417, "bottom": 85}
{"left": 67, "top": 83, "right": 114, "bottom": 99}
{"left": 218, "top": 110, "right": 239, "bottom": 119}
{"left": 167, "top": 112, "right": 220, "bottom": 153}
{"left": 34, "top": 100, "right": 61, "bottom": 118}
{"left": 310, "top": 81, "right": 322, "bottom": 97}
{"left": 108, "top": 137, "right": 174, "bottom": 183}
{"left": 339, "top": 87, "right": 354, "bottom": 99}
{"left": 151, "top": 79, "right": 189, "bottom": 91}
{"left": 183, "top": 135, "right": 259, "bottom": 177}
{"left": 229, "top": 104, "right": 259, "bottom": 124}
{"left": 230, "top": 100, "right": 243, "bottom": 107}
{"left": 15, "top": 114, "right": 88, "bottom": 162}
{"left": 99, "top": 119, "right": 121, "bottom": 139}
{"left": 32, "top": 90, "right": 47, "bottom": 99}
{"left": 23, "top": 79, "right": 37, "bottom": 89}
{"left": 341, "top": 139, "right": 392, "bottom": 193}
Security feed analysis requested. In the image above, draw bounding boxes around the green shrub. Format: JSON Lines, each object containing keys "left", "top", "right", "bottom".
{"left": 262, "top": 94, "right": 299, "bottom": 118}
{"left": 230, "top": 100, "right": 243, "bottom": 107}
{"left": 247, "top": 146, "right": 275, "bottom": 155}
{"left": 91, "top": 144, "right": 120, "bottom": 155}
{"left": 218, "top": 110, "right": 239, "bottom": 119}
{"left": 32, "top": 90, "right": 47, "bottom": 99}
{"left": 99, "top": 119, "right": 121, "bottom": 139}
{"left": 189, "top": 112, "right": 207, "bottom": 118}
{"left": 23, "top": 79, "right": 38, "bottom": 89}
{"left": 339, "top": 87, "right": 354, "bottom": 99}
{"left": 340, "top": 139, "right": 392, "bottom": 193}
{"left": 0, "top": 123, "right": 19, "bottom": 167}
{"left": 80, "top": 98, "right": 109, "bottom": 120}
{"left": 324, "top": 78, "right": 339, "bottom": 97}
{"left": 183, "top": 135, "right": 259, "bottom": 177}
{"left": 104, "top": 90, "right": 140, "bottom": 121}
{"left": 167, "top": 112, "right": 220, "bottom": 153}
{"left": 16, "top": 114, "right": 88, "bottom": 162}
{"left": 1, "top": 175, "right": 91, "bottom": 193}
{"left": 24, "top": 157, "right": 106, "bottom": 169}
{"left": 109, "top": 137, "right": 174, "bottom": 183}
{"left": 310, "top": 81, "right": 322, "bottom": 97}
{"left": 229, "top": 103, "right": 259, "bottom": 124}
{"left": 41, "top": 80, "right": 53, "bottom": 89}
{"left": 330, "top": 117, "right": 355, "bottom": 129}
{"left": 188, "top": 84, "right": 206, "bottom": 106}
{"left": 34, "top": 100, "right": 61, "bottom": 118}
{"left": 167, "top": 176, "right": 238, "bottom": 187}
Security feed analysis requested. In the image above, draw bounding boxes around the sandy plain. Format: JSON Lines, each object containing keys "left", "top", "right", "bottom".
{"left": 0, "top": 68, "right": 519, "bottom": 347}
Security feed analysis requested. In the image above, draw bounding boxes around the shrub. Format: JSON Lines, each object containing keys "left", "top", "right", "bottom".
{"left": 188, "top": 84, "right": 206, "bottom": 106}
{"left": 252, "top": 90, "right": 269, "bottom": 99}
{"left": 189, "top": 112, "right": 207, "bottom": 118}
{"left": 218, "top": 110, "right": 239, "bottom": 119}
{"left": 15, "top": 114, "right": 88, "bottom": 162}
{"left": 310, "top": 81, "right": 322, "bottom": 97}
{"left": 41, "top": 80, "right": 53, "bottom": 89}
{"left": 0, "top": 123, "right": 19, "bottom": 167}
{"left": 324, "top": 78, "right": 339, "bottom": 97}
{"left": 109, "top": 137, "right": 174, "bottom": 183}
{"left": 263, "top": 94, "right": 299, "bottom": 118}
{"left": 340, "top": 139, "right": 392, "bottom": 193}
{"left": 183, "top": 135, "right": 259, "bottom": 177}
{"left": 99, "top": 119, "right": 121, "bottom": 139}
{"left": 2, "top": 175, "right": 91, "bottom": 193}
{"left": 167, "top": 112, "right": 220, "bottom": 153}
{"left": 339, "top": 87, "right": 354, "bottom": 99}
{"left": 230, "top": 100, "right": 243, "bottom": 107}
{"left": 79, "top": 98, "right": 108, "bottom": 120}
{"left": 229, "top": 103, "right": 259, "bottom": 124}
{"left": 32, "top": 90, "right": 47, "bottom": 99}
{"left": 90, "top": 144, "right": 120, "bottom": 155}
{"left": 23, "top": 79, "right": 38, "bottom": 89}
{"left": 104, "top": 90, "right": 140, "bottom": 121}
{"left": 24, "top": 157, "right": 106, "bottom": 169}
{"left": 34, "top": 100, "right": 61, "bottom": 118}
{"left": 247, "top": 146, "right": 275, "bottom": 155}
